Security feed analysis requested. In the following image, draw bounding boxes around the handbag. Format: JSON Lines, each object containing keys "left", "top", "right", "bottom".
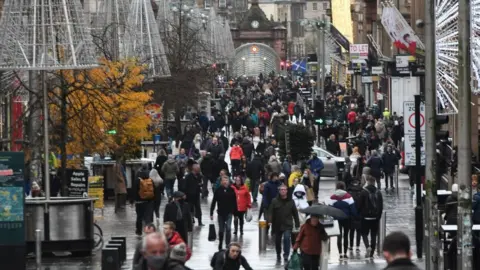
{"left": 285, "top": 251, "right": 302, "bottom": 270}
{"left": 245, "top": 209, "right": 253, "bottom": 222}
{"left": 208, "top": 222, "right": 217, "bottom": 241}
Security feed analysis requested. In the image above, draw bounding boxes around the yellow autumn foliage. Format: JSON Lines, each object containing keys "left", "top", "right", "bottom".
{"left": 51, "top": 59, "right": 152, "bottom": 163}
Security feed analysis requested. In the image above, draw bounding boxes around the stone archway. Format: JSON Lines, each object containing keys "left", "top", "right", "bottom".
{"left": 233, "top": 43, "right": 281, "bottom": 77}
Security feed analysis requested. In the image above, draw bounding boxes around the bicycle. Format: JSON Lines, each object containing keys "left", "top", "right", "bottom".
{"left": 93, "top": 221, "right": 104, "bottom": 250}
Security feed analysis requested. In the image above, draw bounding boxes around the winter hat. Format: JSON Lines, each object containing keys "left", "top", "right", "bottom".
{"left": 170, "top": 243, "right": 188, "bottom": 263}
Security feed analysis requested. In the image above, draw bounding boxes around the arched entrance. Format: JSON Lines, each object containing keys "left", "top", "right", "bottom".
{"left": 233, "top": 43, "right": 281, "bottom": 77}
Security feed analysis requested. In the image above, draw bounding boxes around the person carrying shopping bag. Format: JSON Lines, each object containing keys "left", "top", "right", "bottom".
{"left": 293, "top": 215, "right": 328, "bottom": 270}
{"left": 231, "top": 175, "right": 252, "bottom": 236}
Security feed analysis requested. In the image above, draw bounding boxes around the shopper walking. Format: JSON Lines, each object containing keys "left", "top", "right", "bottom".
{"left": 293, "top": 215, "right": 328, "bottom": 270}
{"left": 327, "top": 181, "right": 357, "bottom": 259}
{"left": 357, "top": 176, "right": 383, "bottom": 258}
{"left": 210, "top": 176, "right": 237, "bottom": 250}
{"left": 231, "top": 175, "right": 252, "bottom": 236}
{"left": 268, "top": 184, "right": 300, "bottom": 263}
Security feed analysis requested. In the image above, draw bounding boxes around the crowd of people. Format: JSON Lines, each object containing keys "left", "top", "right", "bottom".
{"left": 126, "top": 73, "right": 422, "bottom": 270}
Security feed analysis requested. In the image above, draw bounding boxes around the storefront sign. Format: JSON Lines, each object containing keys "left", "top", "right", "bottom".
{"left": 361, "top": 76, "right": 373, "bottom": 83}
{"left": 67, "top": 169, "right": 89, "bottom": 197}
{"left": 371, "top": 66, "right": 383, "bottom": 75}
{"left": 349, "top": 44, "right": 369, "bottom": 61}
{"left": 88, "top": 176, "right": 104, "bottom": 209}
{"left": 395, "top": 55, "right": 411, "bottom": 74}
{"left": 0, "top": 152, "right": 25, "bottom": 269}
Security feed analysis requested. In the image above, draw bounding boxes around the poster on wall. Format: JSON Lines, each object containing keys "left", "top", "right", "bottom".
{"left": 0, "top": 152, "right": 25, "bottom": 269}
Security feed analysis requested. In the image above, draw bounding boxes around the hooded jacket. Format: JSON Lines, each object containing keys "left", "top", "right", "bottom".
{"left": 326, "top": 189, "right": 357, "bottom": 219}
{"left": 288, "top": 170, "right": 303, "bottom": 187}
{"left": 292, "top": 184, "right": 309, "bottom": 210}
{"left": 241, "top": 138, "right": 254, "bottom": 160}
{"left": 307, "top": 157, "right": 324, "bottom": 177}
{"left": 162, "top": 159, "right": 179, "bottom": 180}
{"left": 167, "top": 231, "right": 192, "bottom": 261}
{"left": 232, "top": 184, "right": 252, "bottom": 212}
{"left": 357, "top": 184, "right": 383, "bottom": 219}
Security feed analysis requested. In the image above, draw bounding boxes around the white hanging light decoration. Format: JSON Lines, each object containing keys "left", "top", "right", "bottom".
{"left": 0, "top": 0, "right": 99, "bottom": 70}
{"left": 90, "top": 0, "right": 130, "bottom": 60}
{"left": 435, "top": 0, "right": 460, "bottom": 115}
{"left": 124, "top": 0, "right": 171, "bottom": 79}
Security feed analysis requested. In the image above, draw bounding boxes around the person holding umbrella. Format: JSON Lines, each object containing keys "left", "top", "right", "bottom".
{"left": 293, "top": 215, "right": 329, "bottom": 270}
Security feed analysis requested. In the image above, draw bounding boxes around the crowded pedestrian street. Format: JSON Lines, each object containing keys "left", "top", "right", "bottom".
{"left": 26, "top": 175, "right": 424, "bottom": 270}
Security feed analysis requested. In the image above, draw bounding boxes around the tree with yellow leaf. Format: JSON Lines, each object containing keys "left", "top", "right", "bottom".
{"left": 50, "top": 59, "right": 152, "bottom": 191}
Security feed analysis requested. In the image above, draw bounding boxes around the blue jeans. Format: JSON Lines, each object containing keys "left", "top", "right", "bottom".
{"left": 275, "top": 230, "right": 292, "bottom": 258}
{"left": 218, "top": 214, "right": 233, "bottom": 247}
{"left": 164, "top": 178, "right": 175, "bottom": 197}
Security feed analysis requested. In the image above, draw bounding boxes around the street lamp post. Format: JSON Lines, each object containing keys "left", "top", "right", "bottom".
{"left": 300, "top": 15, "right": 329, "bottom": 107}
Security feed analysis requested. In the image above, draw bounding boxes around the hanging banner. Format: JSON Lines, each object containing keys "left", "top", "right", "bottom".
{"left": 381, "top": 5, "right": 425, "bottom": 56}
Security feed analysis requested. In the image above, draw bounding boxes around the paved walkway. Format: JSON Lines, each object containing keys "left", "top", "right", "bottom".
{"left": 26, "top": 174, "right": 425, "bottom": 270}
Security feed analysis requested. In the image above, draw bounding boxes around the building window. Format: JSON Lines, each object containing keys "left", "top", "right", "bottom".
{"left": 313, "top": 3, "right": 317, "bottom": 10}
{"left": 219, "top": 0, "right": 226, "bottom": 8}
{"left": 204, "top": 0, "right": 211, "bottom": 9}
{"left": 304, "top": 3, "right": 307, "bottom": 10}
{"left": 323, "top": 2, "right": 328, "bottom": 10}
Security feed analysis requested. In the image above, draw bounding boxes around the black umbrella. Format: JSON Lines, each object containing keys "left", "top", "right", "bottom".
{"left": 299, "top": 204, "right": 347, "bottom": 219}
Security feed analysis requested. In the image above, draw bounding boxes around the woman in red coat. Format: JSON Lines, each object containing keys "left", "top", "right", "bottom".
{"left": 288, "top": 101, "right": 296, "bottom": 118}
{"left": 232, "top": 175, "right": 252, "bottom": 235}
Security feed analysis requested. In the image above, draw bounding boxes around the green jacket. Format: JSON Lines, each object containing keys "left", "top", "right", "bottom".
{"left": 268, "top": 195, "right": 300, "bottom": 232}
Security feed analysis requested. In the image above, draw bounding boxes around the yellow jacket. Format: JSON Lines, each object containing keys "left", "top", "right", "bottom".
{"left": 288, "top": 171, "right": 303, "bottom": 187}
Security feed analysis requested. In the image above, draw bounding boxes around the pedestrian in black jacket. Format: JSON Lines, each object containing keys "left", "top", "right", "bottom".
{"left": 212, "top": 242, "right": 253, "bottom": 270}
{"left": 207, "top": 137, "right": 225, "bottom": 160}
{"left": 179, "top": 164, "right": 204, "bottom": 226}
{"left": 200, "top": 153, "right": 215, "bottom": 198}
{"left": 213, "top": 154, "right": 230, "bottom": 178}
{"left": 357, "top": 177, "right": 383, "bottom": 258}
{"left": 366, "top": 150, "right": 383, "bottom": 189}
{"left": 382, "top": 146, "right": 400, "bottom": 191}
{"left": 210, "top": 177, "right": 238, "bottom": 250}
{"left": 163, "top": 191, "right": 193, "bottom": 244}
{"left": 246, "top": 154, "right": 264, "bottom": 203}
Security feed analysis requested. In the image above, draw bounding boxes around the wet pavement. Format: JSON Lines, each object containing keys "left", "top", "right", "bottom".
{"left": 26, "top": 174, "right": 425, "bottom": 270}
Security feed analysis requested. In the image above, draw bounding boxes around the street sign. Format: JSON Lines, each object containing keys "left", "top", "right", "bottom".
{"left": 349, "top": 44, "right": 369, "bottom": 61}
{"left": 403, "top": 101, "right": 425, "bottom": 166}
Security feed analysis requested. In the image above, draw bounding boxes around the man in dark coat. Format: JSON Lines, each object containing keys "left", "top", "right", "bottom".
{"left": 381, "top": 145, "right": 400, "bottom": 191}
{"left": 200, "top": 153, "right": 215, "bottom": 198}
{"left": 246, "top": 154, "right": 264, "bottom": 203}
{"left": 241, "top": 138, "right": 254, "bottom": 160}
{"left": 207, "top": 137, "right": 225, "bottom": 160}
{"left": 179, "top": 164, "right": 204, "bottom": 226}
{"left": 163, "top": 191, "right": 192, "bottom": 244}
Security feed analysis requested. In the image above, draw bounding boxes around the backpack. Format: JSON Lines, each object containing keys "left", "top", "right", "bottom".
{"left": 363, "top": 187, "right": 381, "bottom": 218}
{"left": 138, "top": 178, "right": 154, "bottom": 200}
{"left": 210, "top": 250, "right": 225, "bottom": 268}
